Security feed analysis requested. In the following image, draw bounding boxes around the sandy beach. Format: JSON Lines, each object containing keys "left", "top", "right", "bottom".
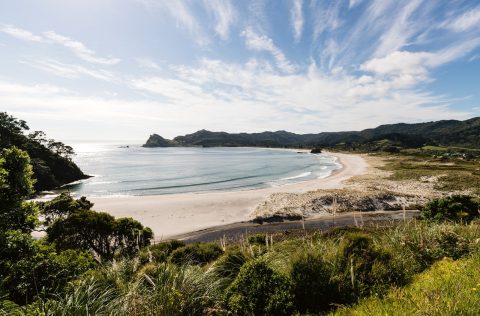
{"left": 91, "top": 152, "right": 367, "bottom": 239}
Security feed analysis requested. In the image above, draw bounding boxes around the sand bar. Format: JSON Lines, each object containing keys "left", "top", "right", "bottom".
{"left": 91, "top": 151, "right": 367, "bottom": 239}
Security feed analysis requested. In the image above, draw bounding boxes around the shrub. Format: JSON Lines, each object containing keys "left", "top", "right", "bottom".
{"left": 169, "top": 243, "right": 223, "bottom": 266}
{"left": 224, "top": 259, "right": 294, "bottom": 316}
{"left": 139, "top": 240, "right": 186, "bottom": 264}
{"left": 421, "top": 195, "right": 480, "bottom": 223}
{"left": 248, "top": 233, "right": 267, "bottom": 245}
{"left": 290, "top": 252, "right": 335, "bottom": 313}
{"left": 211, "top": 250, "right": 248, "bottom": 279}
{"left": 334, "top": 233, "right": 403, "bottom": 302}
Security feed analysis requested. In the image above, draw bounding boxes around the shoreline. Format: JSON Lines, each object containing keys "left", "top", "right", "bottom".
{"left": 91, "top": 151, "right": 368, "bottom": 240}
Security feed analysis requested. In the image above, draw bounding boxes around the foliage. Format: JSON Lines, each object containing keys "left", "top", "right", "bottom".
{"left": 224, "top": 259, "right": 294, "bottom": 316}
{"left": 0, "top": 231, "right": 95, "bottom": 305}
{"left": 290, "top": 251, "right": 335, "bottom": 313}
{"left": 47, "top": 209, "right": 153, "bottom": 261}
{"left": 334, "top": 233, "right": 403, "bottom": 302}
{"left": 38, "top": 192, "right": 93, "bottom": 226}
{"left": 211, "top": 250, "right": 248, "bottom": 279}
{"left": 333, "top": 255, "right": 480, "bottom": 315}
{"left": 0, "top": 112, "right": 86, "bottom": 191}
{"left": 139, "top": 240, "right": 186, "bottom": 264}
{"left": 169, "top": 243, "right": 223, "bottom": 266}
{"left": 421, "top": 195, "right": 480, "bottom": 222}
{"left": 248, "top": 233, "right": 267, "bottom": 245}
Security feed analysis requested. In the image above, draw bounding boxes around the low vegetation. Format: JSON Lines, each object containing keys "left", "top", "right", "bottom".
{"left": 2, "top": 147, "right": 480, "bottom": 315}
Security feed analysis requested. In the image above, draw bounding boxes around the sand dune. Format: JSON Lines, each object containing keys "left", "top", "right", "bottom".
{"left": 91, "top": 152, "right": 367, "bottom": 239}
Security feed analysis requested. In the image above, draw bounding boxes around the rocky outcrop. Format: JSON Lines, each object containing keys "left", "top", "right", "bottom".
{"left": 142, "top": 134, "right": 175, "bottom": 147}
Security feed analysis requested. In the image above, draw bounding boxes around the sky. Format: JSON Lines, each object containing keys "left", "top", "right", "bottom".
{"left": 1, "top": 0, "right": 480, "bottom": 142}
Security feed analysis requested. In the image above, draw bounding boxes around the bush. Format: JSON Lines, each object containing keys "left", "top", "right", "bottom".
{"left": 211, "top": 250, "right": 248, "bottom": 279}
{"left": 248, "top": 233, "right": 267, "bottom": 245}
{"left": 290, "top": 252, "right": 335, "bottom": 313}
{"left": 224, "top": 259, "right": 294, "bottom": 316}
{"left": 421, "top": 195, "right": 480, "bottom": 223}
{"left": 334, "top": 233, "right": 403, "bottom": 302}
{"left": 169, "top": 243, "right": 223, "bottom": 266}
{"left": 139, "top": 240, "right": 186, "bottom": 264}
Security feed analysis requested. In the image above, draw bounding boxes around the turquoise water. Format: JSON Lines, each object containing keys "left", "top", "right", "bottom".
{"left": 65, "top": 143, "right": 340, "bottom": 197}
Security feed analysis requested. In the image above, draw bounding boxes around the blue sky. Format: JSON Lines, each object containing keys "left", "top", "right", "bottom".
{"left": 1, "top": 0, "right": 479, "bottom": 141}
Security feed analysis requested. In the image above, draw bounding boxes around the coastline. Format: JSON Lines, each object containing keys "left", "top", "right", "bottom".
{"left": 91, "top": 151, "right": 368, "bottom": 240}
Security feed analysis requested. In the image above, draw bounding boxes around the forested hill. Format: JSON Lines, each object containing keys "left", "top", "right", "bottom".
{"left": 143, "top": 117, "right": 480, "bottom": 150}
{"left": 0, "top": 112, "right": 88, "bottom": 192}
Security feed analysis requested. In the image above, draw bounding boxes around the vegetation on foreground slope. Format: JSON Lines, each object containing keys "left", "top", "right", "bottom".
{"left": 1, "top": 146, "right": 480, "bottom": 315}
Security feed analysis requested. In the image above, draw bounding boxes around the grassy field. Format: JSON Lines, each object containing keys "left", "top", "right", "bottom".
{"left": 379, "top": 154, "right": 480, "bottom": 195}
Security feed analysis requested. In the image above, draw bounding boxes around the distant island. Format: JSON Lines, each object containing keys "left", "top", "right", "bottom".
{"left": 143, "top": 117, "right": 480, "bottom": 151}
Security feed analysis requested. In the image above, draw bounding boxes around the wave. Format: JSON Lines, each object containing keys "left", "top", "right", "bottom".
{"left": 279, "top": 171, "right": 312, "bottom": 181}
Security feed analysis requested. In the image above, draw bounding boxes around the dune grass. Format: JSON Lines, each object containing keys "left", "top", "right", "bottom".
{"left": 3, "top": 220, "right": 480, "bottom": 315}
{"left": 333, "top": 254, "right": 480, "bottom": 315}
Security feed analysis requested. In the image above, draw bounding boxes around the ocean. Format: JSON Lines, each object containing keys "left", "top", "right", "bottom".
{"left": 64, "top": 143, "right": 341, "bottom": 197}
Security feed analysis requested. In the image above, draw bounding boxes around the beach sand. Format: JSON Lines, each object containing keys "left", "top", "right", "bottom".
{"left": 91, "top": 152, "right": 367, "bottom": 239}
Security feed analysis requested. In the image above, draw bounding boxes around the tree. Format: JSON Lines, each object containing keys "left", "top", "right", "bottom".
{"left": 39, "top": 192, "right": 93, "bottom": 226}
{"left": 0, "top": 147, "right": 38, "bottom": 233}
{"left": 47, "top": 210, "right": 153, "bottom": 261}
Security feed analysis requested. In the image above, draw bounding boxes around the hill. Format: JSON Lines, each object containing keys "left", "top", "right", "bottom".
{"left": 143, "top": 117, "right": 480, "bottom": 150}
{"left": 0, "top": 112, "right": 88, "bottom": 192}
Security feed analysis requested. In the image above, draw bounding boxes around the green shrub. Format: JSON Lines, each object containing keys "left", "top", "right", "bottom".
{"left": 139, "top": 240, "right": 185, "bottom": 264}
{"left": 248, "top": 233, "right": 267, "bottom": 245}
{"left": 169, "top": 243, "right": 223, "bottom": 265}
{"left": 290, "top": 251, "right": 335, "bottom": 313}
{"left": 211, "top": 250, "right": 248, "bottom": 279}
{"left": 224, "top": 259, "right": 294, "bottom": 316}
{"left": 334, "top": 233, "right": 403, "bottom": 302}
{"left": 421, "top": 195, "right": 480, "bottom": 223}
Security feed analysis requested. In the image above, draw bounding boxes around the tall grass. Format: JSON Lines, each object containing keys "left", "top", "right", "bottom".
{"left": 333, "top": 254, "right": 480, "bottom": 315}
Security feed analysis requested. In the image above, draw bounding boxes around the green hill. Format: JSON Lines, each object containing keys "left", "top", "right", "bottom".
{"left": 143, "top": 117, "right": 480, "bottom": 150}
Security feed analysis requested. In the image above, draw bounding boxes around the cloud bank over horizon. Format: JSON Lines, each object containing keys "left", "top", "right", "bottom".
{"left": 0, "top": 0, "right": 479, "bottom": 141}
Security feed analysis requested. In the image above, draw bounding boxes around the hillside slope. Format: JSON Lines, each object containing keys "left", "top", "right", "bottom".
{"left": 143, "top": 117, "right": 480, "bottom": 149}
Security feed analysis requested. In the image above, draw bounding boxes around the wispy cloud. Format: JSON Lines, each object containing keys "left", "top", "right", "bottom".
{"left": 203, "top": 0, "right": 236, "bottom": 40}
{"left": 349, "top": 0, "right": 363, "bottom": 9}
{"left": 444, "top": 6, "right": 480, "bottom": 32}
{"left": 43, "top": 31, "right": 120, "bottom": 65}
{"left": 135, "top": 58, "right": 162, "bottom": 70}
{"left": 0, "top": 24, "right": 43, "bottom": 42}
{"left": 290, "top": 0, "right": 303, "bottom": 42}
{"left": 137, "top": 0, "right": 208, "bottom": 45}
{"left": 242, "top": 28, "right": 296, "bottom": 73}
{"left": 20, "top": 59, "right": 116, "bottom": 82}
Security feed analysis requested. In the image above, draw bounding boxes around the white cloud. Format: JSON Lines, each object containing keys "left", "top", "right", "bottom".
{"left": 135, "top": 58, "right": 162, "bottom": 70}
{"left": 0, "top": 24, "right": 43, "bottom": 42}
{"left": 20, "top": 59, "right": 116, "bottom": 82}
{"left": 203, "top": 0, "right": 236, "bottom": 40}
{"left": 374, "top": 0, "right": 424, "bottom": 57}
{"left": 361, "top": 51, "right": 433, "bottom": 77}
{"left": 43, "top": 31, "right": 120, "bottom": 65}
{"left": 349, "top": 0, "right": 363, "bottom": 9}
{"left": 242, "top": 28, "right": 296, "bottom": 73}
{"left": 290, "top": 0, "right": 303, "bottom": 42}
{"left": 137, "top": 0, "right": 208, "bottom": 45}
{"left": 445, "top": 6, "right": 480, "bottom": 32}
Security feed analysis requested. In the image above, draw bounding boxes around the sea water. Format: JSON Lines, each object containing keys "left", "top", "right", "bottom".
{"left": 64, "top": 143, "right": 341, "bottom": 197}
